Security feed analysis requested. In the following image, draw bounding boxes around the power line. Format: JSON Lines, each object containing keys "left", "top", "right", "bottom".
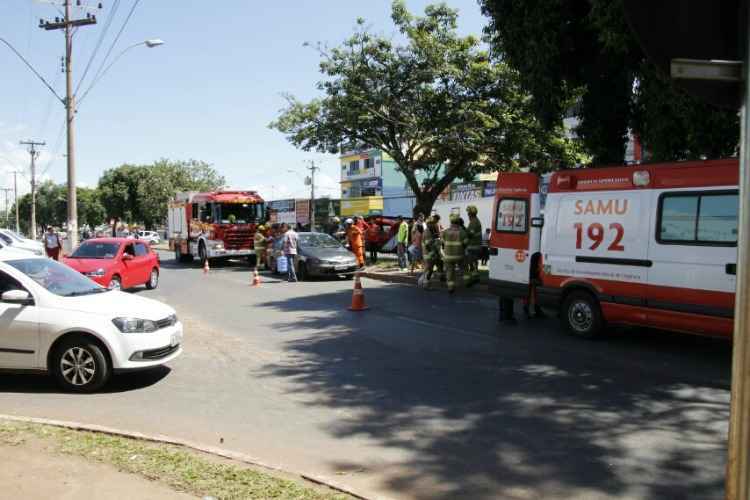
{"left": 75, "top": 0, "right": 121, "bottom": 95}
{"left": 80, "top": 0, "right": 141, "bottom": 102}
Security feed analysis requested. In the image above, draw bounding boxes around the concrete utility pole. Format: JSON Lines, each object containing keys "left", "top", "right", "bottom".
{"left": 20, "top": 140, "right": 45, "bottom": 239}
{"left": 307, "top": 160, "right": 319, "bottom": 232}
{"left": 12, "top": 171, "right": 19, "bottom": 234}
{"left": 40, "top": 2, "right": 98, "bottom": 249}
{"left": 0, "top": 189, "right": 12, "bottom": 229}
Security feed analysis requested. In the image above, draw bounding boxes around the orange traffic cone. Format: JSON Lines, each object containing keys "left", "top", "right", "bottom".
{"left": 252, "top": 267, "right": 262, "bottom": 287}
{"left": 203, "top": 259, "right": 210, "bottom": 274}
{"left": 348, "top": 273, "right": 369, "bottom": 311}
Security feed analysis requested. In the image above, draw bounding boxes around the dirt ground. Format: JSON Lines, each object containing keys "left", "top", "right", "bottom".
{"left": 0, "top": 439, "right": 195, "bottom": 500}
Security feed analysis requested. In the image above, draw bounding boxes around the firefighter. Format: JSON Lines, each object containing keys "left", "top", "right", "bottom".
{"left": 254, "top": 225, "right": 267, "bottom": 270}
{"left": 420, "top": 216, "right": 442, "bottom": 289}
{"left": 441, "top": 214, "right": 467, "bottom": 294}
{"left": 346, "top": 218, "right": 366, "bottom": 268}
{"left": 465, "top": 205, "right": 482, "bottom": 287}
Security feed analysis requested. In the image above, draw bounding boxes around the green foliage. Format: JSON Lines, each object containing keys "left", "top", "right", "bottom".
{"left": 98, "top": 159, "right": 225, "bottom": 228}
{"left": 271, "top": 0, "right": 579, "bottom": 215}
{"left": 12, "top": 182, "right": 105, "bottom": 235}
{"left": 479, "top": 0, "right": 739, "bottom": 163}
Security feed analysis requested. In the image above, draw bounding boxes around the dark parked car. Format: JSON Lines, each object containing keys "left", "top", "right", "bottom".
{"left": 271, "top": 232, "right": 358, "bottom": 280}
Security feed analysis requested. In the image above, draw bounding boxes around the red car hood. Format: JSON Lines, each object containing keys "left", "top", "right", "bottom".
{"left": 63, "top": 257, "right": 113, "bottom": 273}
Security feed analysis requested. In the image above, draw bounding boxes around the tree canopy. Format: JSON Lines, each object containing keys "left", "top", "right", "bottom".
{"left": 479, "top": 0, "right": 739, "bottom": 163}
{"left": 13, "top": 182, "right": 105, "bottom": 235}
{"left": 271, "top": 0, "right": 582, "bottom": 215}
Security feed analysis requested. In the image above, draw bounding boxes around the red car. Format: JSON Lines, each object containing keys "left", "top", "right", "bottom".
{"left": 63, "top": 238, "right": 160, "bottom": 291}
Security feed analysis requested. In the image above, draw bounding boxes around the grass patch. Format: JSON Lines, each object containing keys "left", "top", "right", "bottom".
{"left": 0, "top": 420, "right": 351, "bottom": 500}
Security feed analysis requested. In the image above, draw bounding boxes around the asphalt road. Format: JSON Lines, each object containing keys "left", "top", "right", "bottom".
{"left": 0, "top": 253, "right": 732, "bottom": 500}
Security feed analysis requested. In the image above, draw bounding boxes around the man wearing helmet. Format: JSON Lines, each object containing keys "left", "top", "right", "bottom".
{"left": 441, "top": 213, "right": 468, "bottom": 294}
{"left": 465, "top": 205, "right": 483, "bottom": 287}
{"left": 254, "top": 225, "right": 267, "bottom": 270}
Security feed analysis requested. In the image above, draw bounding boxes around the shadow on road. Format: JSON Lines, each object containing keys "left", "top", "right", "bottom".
{"left": 254, "top": 284, "right": 730, "bottom": 500}
{"left": 0, "top": 366, "right": 171, "bottom": 395}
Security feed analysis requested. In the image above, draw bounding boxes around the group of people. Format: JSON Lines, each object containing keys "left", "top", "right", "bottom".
{"left": 253, "top": 222, "right": 301, "bottom": 282}
{"left": 408, "top": 205, "right": 485, "bottom": 294}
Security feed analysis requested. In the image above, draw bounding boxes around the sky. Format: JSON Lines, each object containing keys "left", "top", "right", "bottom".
{"left": 0, "top": 0, "right": 489, "bottom": 209}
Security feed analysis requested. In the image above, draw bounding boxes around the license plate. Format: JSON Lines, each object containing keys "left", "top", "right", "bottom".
{"left": 170, "top": 333, "right": 179, "bottom": 347}
{"left": 335, "top": 265, "right": 348, "bottom": 271}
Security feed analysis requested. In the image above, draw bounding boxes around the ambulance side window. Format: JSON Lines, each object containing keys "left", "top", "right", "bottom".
{"left": 658, "top": 191, "right": 738, "bottom": 245}
{"left": 496, "top": 199, "right": 527, "bottom": 233}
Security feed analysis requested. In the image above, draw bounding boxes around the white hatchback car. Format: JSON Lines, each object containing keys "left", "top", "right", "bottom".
{"left": 0, "top": 255, "right": 182, "bottom": 392}
{"left": 137, "top": 231, "right": 161, "bottom": 245}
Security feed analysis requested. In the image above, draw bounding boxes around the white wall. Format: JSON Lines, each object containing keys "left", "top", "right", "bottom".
{"left": 433, "top": 196, "right": 494, "bottom": 230}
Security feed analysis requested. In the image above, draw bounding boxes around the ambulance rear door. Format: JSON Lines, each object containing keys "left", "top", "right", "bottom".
{"left": 488, "top": 173, "right": 541, "bottom": 298}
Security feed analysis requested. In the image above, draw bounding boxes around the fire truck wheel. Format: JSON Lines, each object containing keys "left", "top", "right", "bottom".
{"left": 561, "top": 290, "right": 603, "bottom": 339}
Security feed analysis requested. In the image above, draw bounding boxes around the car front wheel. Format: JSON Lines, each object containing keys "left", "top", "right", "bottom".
{"left": 52, "top": 336, "right": 111, "bottom": 393}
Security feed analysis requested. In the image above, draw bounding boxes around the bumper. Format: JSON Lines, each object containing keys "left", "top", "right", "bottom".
{"left": 207, "top": 247, "right": 254, "bottom": 258}
{"left": 110, "top": 321, "right": 184, "bottom": 370}
{"left": 309, "top": 263, "right": 359, "bottom": 276}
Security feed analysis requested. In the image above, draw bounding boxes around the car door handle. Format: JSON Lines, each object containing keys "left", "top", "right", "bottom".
{"left": 726, "top": 263, "right": 737, "bottom": 275}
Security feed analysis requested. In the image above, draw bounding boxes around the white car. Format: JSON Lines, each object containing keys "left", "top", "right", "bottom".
{"left": 0, "top": 229, "right": 44, "bottom": 255}
{"left": 0, "top": 255, "right": 182, "bottom": 392}
{"left": 137, "top": 231, "right": 161, "bottom": 245}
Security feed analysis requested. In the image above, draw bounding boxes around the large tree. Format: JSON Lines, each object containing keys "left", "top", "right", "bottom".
{"left": 12, "top": 183, "right": 105, "bottom": 235}
{"left": 98, "top": 159, "right": 225, "bottom": 229}
{"left": 271, "top": 1, "right": 581, "bottom": 216}
{"left": 479, "top": 0, "right": 739, "bottom": 163}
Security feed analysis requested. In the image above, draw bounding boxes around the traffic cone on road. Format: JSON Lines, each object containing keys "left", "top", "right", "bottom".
{"left": 348, "top": 273, "right": 369, "bottom": 311}
{"left": 251, "top": 267, "right": 262, "bottom": 287}
{"left": 203, "top": 259, "right": 210, "bottom": 274}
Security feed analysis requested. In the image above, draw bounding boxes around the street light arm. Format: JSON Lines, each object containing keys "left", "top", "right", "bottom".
{"left": 77, "top": 39, "right": 164, "bottom": 106}
{"left": 0, "top": 37, "right": 65, "bottom": 104}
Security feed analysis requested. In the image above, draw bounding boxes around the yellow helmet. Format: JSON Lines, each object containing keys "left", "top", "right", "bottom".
{"left": 449, "top": 214, "right": 461, "bottom": 224}
{"left": 467, "top": 205, "right": 478, "bottom": 216}
{"left": 258, "top": 225, "right": 266, "bottom": 231}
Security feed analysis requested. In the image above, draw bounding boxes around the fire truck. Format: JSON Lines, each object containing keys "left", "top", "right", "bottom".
{"left": 489, "top": 158, "right": 738, "bottom": 339}
{"left": 168, "top": 190, "right": 266, "bottom": 266}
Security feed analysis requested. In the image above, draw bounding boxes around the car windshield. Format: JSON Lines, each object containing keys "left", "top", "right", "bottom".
{"left": 0, "top": 233, "right": 13, "bottom": 246}
{"left": 4, "top": 231, "right": 25, "bottom": 243}
{"left": 70, "top": 242, "right": 120, "bottom": 259}
{"left": 217, "top": 202, "right": 264, "bottom": 224}
{"left": 299, "top": 233, "right": 342, "bottom": 248}
{"left": 6, "top": 258, "right": 108, "bottom": 297}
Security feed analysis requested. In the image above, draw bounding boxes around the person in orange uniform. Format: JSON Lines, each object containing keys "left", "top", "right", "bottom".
{"left": 346, "top": 218, "right": 366, "bottom": 268}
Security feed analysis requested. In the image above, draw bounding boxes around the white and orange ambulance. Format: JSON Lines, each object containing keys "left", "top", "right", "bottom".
{"left": 489, "top": 158, "right": 738, "bottom": 339}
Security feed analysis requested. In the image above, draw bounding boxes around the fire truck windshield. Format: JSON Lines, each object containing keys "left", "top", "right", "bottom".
{"left": 216, "top": 202, "right": 264, "bottom": 224}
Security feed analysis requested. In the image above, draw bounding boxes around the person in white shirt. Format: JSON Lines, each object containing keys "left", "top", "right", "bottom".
{"left": 44, "top": 226, "right": 62, "bottom": 260}
{"left": 282, "top": 224, "right": 299, "bottom": 282}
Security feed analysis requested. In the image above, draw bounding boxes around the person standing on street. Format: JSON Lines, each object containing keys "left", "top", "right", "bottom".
{"left": 465, "top": 205, "right": 483, "bottom": 287}
{"left": 282, "top": 223, "right": 299, "bottom": 282}
{"left": 441, "top": 214, "right": 467, "bottom": 294}
{"left": 254, "top": 225, "right": 267, "bottom": 270}
{"left": 44, "top": 226, "right": 62, "bottom": 260}
{"left": 481, "top": 228, "right": 491, "bottom": 265}
{"left": 420, "top": 216, "right": 441, "bottom": 289}
{"left": 346, "top": 218, "right": 366, "bottom": 268}
{"left": 396, "top": 216, "right": 409, "bottom": 271}
{"left": 365, "top": 218, "right": 380, "bottom": 264}
{"left": 409, "top": 213, "right": 425, "bottom": 275}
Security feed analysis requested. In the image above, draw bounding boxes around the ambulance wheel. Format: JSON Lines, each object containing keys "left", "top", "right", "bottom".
{"left": 562, "top": 290, "right": 603, "bottom": 339}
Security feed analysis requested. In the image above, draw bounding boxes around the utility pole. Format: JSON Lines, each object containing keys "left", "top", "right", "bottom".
{"left": 12, "top": 171, "right": 20, "bottom": 234}
{"left": 40, "top": 2, "right": 98, "bottom": 249}
{"left": 0, "top": 189, "right": 12, "bottom": 229}
{"left": 306, "top": 161, "right": 319, "bottom": 232}
{"left": 20, "top": 140, "right": 45, "bottom": 239}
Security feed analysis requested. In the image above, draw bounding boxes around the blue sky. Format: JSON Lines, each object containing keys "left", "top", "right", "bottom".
{"left": 0, "top": 1, "right": 488, "bottom": 205}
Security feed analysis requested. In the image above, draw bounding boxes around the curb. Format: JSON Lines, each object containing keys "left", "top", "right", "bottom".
{"left": 0, "top": 413, "right": 370, "bottom": 500}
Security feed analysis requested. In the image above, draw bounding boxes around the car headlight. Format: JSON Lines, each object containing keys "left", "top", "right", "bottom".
{"left": 85, "top": 268, "right": 106, "bottom": 277}
{"left": 112, "top": 317, "right": 158, "bottom": 333}
{"left": 212, "top": 242, "right": 224, "bottom": 250}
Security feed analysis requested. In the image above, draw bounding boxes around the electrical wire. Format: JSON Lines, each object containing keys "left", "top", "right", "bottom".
{"left": 74, "top": 0, "right": 121, "bottom": 96}
{"left": 78, "top": 0, "right": 141, "bottom": 103}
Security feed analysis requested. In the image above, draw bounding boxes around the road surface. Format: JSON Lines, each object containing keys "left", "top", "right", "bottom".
{"left": 0, "top": 254, "right": 731, "bottom": 499}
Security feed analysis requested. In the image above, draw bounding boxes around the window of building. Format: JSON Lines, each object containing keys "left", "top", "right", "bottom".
{"left": 361, "top": 187, "right": 378, "bottom": 196}
{"left": 658, "top": 191, "right": 738, "bottom": 245}
{"left": 363, "top": 158, "right": 373, "bottom": 171}
{"left": 495, "top": 199, "right": 527, "bottom": 233}
{"left": 349, "top": 161, "right": 358, "bottom": 174}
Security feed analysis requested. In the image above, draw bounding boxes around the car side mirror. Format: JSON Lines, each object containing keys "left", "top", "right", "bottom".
{"left": 122, "top": 253, "right": 134, "bottom": 261}
{"left": 1, "top": 289, "right": 32, "bottom": 305}
{"left": 531, "top": 217, "right": 544, "bottom": 228}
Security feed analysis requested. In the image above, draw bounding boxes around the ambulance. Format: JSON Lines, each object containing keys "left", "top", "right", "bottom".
{"left": 488, "top": 158, "right": 738, "bottom": 339}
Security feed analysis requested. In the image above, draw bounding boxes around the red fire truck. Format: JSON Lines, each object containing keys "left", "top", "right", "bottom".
{"left": 489, "top": 159, "right": 738, "bottom": 339}
{"left": 168, "top": 190, "right": 266, "bottom": 266}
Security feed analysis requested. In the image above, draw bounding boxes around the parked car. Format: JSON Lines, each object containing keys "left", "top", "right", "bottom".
{"left": 0, "top": 254, "right": 181, "bottom": 392}
{"left": 63, "top": 238, "right": 160, "bottom": 291}
{"left": 137, "top": 230, "right": 161, "bottom": 245}
{"left": 0, "top": 229, "right": 44, "bottom": 255}
{"left": 295, "top": 232, "right": 358, "bottom": 280}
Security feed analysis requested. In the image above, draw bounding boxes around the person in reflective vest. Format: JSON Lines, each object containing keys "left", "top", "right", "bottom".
{"left": 441, "top": 214, "right": 467, "bottom": 294}
{"left": 346, "top": 219, "right": 366, "bottom": 268}
{"left": 420, "top": 217, "right": 442, "bottom": 289}
{"left": 254, "top": 225, "right": 267, "bottom": 270}
{"left": 465, "top": 205, "right": 482, "bottom": 287}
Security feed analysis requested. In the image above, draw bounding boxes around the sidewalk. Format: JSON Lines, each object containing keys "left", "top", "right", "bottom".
{"left": 360, "top": 260, "right": 490, "bottom": 293}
